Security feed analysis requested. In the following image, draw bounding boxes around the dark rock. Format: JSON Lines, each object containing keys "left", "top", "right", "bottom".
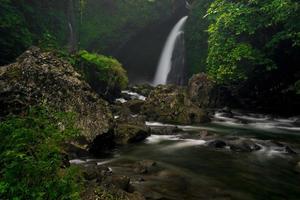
{"left": 269, "top": 141, "right": 297, "bottom": 154}
{"left": 198, "top": 130, "right": 218, "bottom": 140}
{"left": 114, "top": 123, "right": 150, "bottom": 145}
{"left": 208, "top": 140, "right": 227, "bottom": 148}
{"left": 127, "top": 192, "right": 146, "bottom": 200}
{"left": 129, "top": 84, "right": 154, "bottom": 97}
{"left": 219, "top": 107, "right": 234, "bottom": 118}
{"left": 284, "top": 146, "right": 297, "bottom": 154}
{"left": 134, "top": 160, "right": 157, "bottom": 174}
{"left": 110, "top": 175, "right": 131, "bottom": 191}
{"left": 80, "top": 165, "right": 111, "bottom": 181}
{"left": 188, "top": 73, "right": 237, "bottom": 108}
{"left": 89, "top": 130, "right": 115, "bottom": 156}
{"left": 188, "top": 73, "right": 215, "bottom": 108}
{"left": 82, "top": 165, "right": 101, "bottom": 181}
{"left": 125, "top": 99, "right": 145, "bottom": 114}
{"left": 101, "top": 167, "right": 113, "bottom": 176}
{"left": 138, "top": 177, "right": 145, "bottom": 182}
{"left": 142, "top": 85, "right": 210, "bottom": 125}
{"left": 120, "top": 92, "right": 132, "bottom": 101}
{"left": 64, "top": 142, "right": 90, "bottom": 159}
{"left": 294, "top": 118, "right": 300, "bottom": 126}
{"left": 61, "top": 153, "right": 71, "bottom": 168}
{"left": 0, "top": 47, "right": 113, "bottom": 143}
{"left": 228, "top": 139, "right": 261, "bottom": 152}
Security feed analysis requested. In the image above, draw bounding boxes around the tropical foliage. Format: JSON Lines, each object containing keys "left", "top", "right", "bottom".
{"left": 206, "top": 0, "right": 300, "bottom": 84}
{"left": 0, "top": 107, "right": 82, "bottom": 200}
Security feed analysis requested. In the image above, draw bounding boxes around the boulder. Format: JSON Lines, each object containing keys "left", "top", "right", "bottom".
{"left": 142, "top": 85, "right": 210, "bottom": 125}
{"left": 208, "top": 140, "right": 227, "bottom": 148}
{"left": 114, "top": 123, "right": 150, "bottom": 145}
{"left": 129, "top": 84, "right": 154, "bottom": 97}
{"left": 188, "top": 73, "right": 236, "bottom": 108}
{"left": 110, "top": 175, "right": 131, "bottom": 191}
{"left": 283, "top": 146, "right": 297, "bottom": 155}
{"left": 228, "top": 139, "right": 261, "bottom": 152}
{"left": 134, "top": 160, "right": 157, "bottom": 174}
{"left": 0, "top": 47, "right": 113, "bottom": 143}
{"left": 188, "top": 73, "right": 215, "bottom": 107}
{"left": 124, "top": 99, "right": 145, "bottom": 114}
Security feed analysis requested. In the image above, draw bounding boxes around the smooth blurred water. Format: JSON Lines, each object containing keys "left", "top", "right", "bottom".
{"left": 73, "top": 111, "right": 300, "bottom": 199}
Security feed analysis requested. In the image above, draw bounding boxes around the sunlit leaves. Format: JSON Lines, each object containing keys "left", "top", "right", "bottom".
{"left": 206, "top": 0, "right": 299, "bottom": 84}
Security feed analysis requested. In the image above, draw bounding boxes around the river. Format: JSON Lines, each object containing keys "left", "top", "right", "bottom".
{"left": 71, "top": 110, "right": 300, "bottom": 200}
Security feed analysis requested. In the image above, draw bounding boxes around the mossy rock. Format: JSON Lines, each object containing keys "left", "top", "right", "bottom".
{"left": 114, "top": 123, "right": 150, "bottom": 145}
{"left": 75, "top": 50, "right": 128, "bottom": 101}
{"left": 142, "top": 85, "right": 210, "bottom": 124}
{"left": 0, "top": 47, "right": 113, "bottom": 143}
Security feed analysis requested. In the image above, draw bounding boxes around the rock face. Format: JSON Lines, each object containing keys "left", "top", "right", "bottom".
{"left": 0, "top": 47, "right": 113, "bottom": 142}
{"left": 188, "top": 73, "right": 215, "bottom": 107}
{"left": 114, "top": 123, "right": 150, "bottom": 145}
{"left": 113, "top": 105, "right": 150, "bottom": 145}
{"left": 142, "top": 85, "right": 210, "bottom": 124}
{"left": 188, "top": 73, "right": 236, "bottom": 108}
{"left": 129, "top": 84, "right": 154, "bottom": 97}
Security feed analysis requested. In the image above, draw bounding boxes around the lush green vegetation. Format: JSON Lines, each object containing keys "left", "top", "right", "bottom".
{"left": 206, "top": 0, "right": 299, "bottom": 84}
{"left": 0, "top": 0, "right": 70, "bottom": 65}
{"left": 186, "top": 0, "right": 300, "bottom": 112}
{"left": 0, "top": 108, "right": 82, "bottom": 200}
{"left": 185, "top": 0, "right": 213, "bottom": 75}
{"left": 75, "top": 50, "right": 128, "bottom": 99}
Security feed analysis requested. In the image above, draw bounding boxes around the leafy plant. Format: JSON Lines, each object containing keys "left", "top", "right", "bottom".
{"left": 206, "top": 0, "right": 299, "bottom": 84}
{"left": 0, "top": 107, "right": 82, "bottom": 200}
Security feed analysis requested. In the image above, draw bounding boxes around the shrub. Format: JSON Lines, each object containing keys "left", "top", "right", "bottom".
{"left": 0, "top": 107, "right": 82, "bottom": 200}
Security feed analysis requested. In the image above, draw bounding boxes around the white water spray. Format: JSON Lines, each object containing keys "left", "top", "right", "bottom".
{"left": 153, "top": 16, "right": 188, "bottom": 85}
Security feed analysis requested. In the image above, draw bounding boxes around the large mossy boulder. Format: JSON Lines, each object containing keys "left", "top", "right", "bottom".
{"left": 75, "top": 50, "right": 128, "bottom": 101}
{"left": 188, "top": 73, "right": 237, "bottom": 108}
{"left": 0, "top": 47, "right": 113, "bottom": 142}
{"left": 114, "top": 123, "right": 150, "bottom": 145}
{"left": 188, "top": 73, "right": 215, "bottom": 107}
{"left": 142, "top": 85, "right": 210, "bottom": 124}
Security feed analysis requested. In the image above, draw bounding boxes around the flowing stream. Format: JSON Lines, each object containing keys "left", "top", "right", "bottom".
{"left": 153, "top": 16, "right": 188, "bottom": 85}
{"left": 71, "top": 111, "right": 300, "bottom": 200}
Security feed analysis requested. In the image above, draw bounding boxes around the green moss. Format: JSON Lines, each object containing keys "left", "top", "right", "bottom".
{"left": 78, "top": 50, "right": 128, "bottom": 90}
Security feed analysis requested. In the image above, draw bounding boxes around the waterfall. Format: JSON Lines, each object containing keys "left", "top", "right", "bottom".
{"left": 153, "top": 16, "right": 188, "bottom": 86}
{"left": 167, "top": 30, "right": 187, "bottom": 85}
{"left": 67, "top": 0, "right": 77, "bottom": 52}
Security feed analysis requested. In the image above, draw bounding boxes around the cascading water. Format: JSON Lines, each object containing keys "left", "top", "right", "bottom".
{"left": 153, "top": 16, "right": 188, "bottom": 85}
{"left": 67, "top": 0, "right": 77, "bottom": 52}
